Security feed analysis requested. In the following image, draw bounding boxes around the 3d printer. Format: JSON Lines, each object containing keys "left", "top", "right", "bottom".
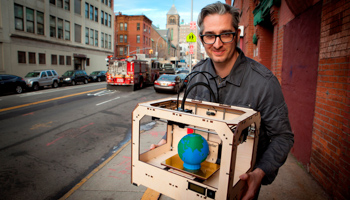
{"left": 131, "top": 72, "right": 261, "bottom": 199}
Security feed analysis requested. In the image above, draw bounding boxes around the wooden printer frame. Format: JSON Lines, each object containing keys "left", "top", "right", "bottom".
{"left": 132, "top": 98, "right": 261, "bottom": 199}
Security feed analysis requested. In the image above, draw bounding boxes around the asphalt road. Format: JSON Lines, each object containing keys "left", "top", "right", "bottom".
{"left": 0, "top": 82, "right": 174, "bottom": 200}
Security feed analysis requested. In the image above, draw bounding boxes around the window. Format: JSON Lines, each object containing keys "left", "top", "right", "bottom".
{"left": 50, "top": 0, "right": 55, "bottom": 5}
{"left": 39, "top": 53, "right": 45, "bottom": 64}
{"left": 66, "top": 56, "right": 71, "bottom": 65}
{"left": 143, "top": 35, "right": 145, "bottom": 44}
{"left": 29, "top": 52, "right": 35, "bottom": 64}
{"left": 74, "top": 0, "right": 81, "bottom": 14}
{"left": 59, "top": 55, "right": 64, "bottom": 65}
{"left": 119, "top": 35, "right": 123, "bottom": 43}
{"left": 65, "top": 20, "right": 70, "bottom": 40}
{"left": 14, "top": 4, "right": 24, "bottom": 31}
{"left": 47, "top": 71, "right": 53, "bottom": 76}
{"left": 57, "top": 18, "right": 63, "bottom": 39}
{"left": 137, "top": 23, "right": 140, "bottom": 30}
{"left": 108, "top": 0, "right": 111, "bottom": 7}
{"left": 85, "top": 27, "right": 89, "bottom": 44}
{"left": 108, "top": 14, "right": 111, "bottom": 27}
{"left": 86, "top": 58, "right": 90, "bottom": 66}
{"left": 124, "top": 47, "right": 127, "bottom": 55}
{"left": 108, "top": 35, "right": 111, "bottom": 49}
{"left": 119, "top": 23, "right": 123, "bottom": 30}
{"left": 119, "top": 47, "right": 123, "bottom": 55}
{"left": 95, "top": 7, "right": 98, "bottom": 22}
{"left": 143, "top": 24, "right": 145, "bottom": 32}
{"left": 26, "top": 8, "right": 34, "bottom": 33}
{"left": 85, "top": 3, "right": 88, "bottom": 18}
{"left": 101, "top": 11, "right": 104, "bottom": 25}
{"left": 90, "top": 29, "right": 93, "bottom": 45}
{"left": 74, "top": 24, "right": 81, "bottom": 43}
{"left": 125, "top": 23, "right": 127, "bottom": 30}
{"left": 18, "top": 51, "right": 26, "bottom": 63}
{"left": 51, "top": 54, "right": 57, "bottom": 65}
{"left": 136, "top": 47, "right": 140, "bottom": 54}
{"left": 95, "top": 30, "right": 98, "bottom": 46}
{"left": 105, "top": 0, "right": 108, "bottom": 6}
{"left": 89, "top": 5, "right": 93, "bottom": 20}
{"left": 64, "top": 0, "right": 70, "bottom": 10}
{"left": 137, "top": 35, "right": 140, "bottom": 43}
{"left": 124, "top": 35, "right": 127, "bottom": 43}
{"left": 50, "top": 16, "right": 56, "bottom": 37}
{"left": 101, "top": 32, "right": 104, "bottom": 48}
{"left": 101, "top": 0, "right": 104, "bottom": 3}
{"left": 57, "top": 0, "right": 63, "bottom": 8}
{"left": 105, "top": 13, "right": 107, "bottom": 25}
{"left": 37, "top": 11, "right": 44, "bottom": 35}
{"left": 105, "top": 33, "right": 108, "bottom": 48}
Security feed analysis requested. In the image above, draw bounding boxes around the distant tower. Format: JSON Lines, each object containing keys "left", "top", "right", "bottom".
{"left": 166, "top": 4, "right": 180, "bottom": 57}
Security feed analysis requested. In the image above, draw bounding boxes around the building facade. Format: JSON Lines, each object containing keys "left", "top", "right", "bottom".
{"left": 0, "top": 0, "right": 114, "bottom": 77}
{"left": 114, "top": 13, "right": 152, "bottom": 58}
{"left": 166, "top": 4, "right": 180, "bottom": 59}
{"left": 150, "top": 25, "right": 174, "bottom": 61}
{"left": 229, "top": 0, "right": 350, "bottom": 199}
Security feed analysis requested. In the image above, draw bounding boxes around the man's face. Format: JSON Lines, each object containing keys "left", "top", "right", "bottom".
{"left": 201, "top": 13, "right": 238, "bottom": 65}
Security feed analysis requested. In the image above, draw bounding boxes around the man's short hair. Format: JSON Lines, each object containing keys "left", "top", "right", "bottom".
{"left": 197, "top": 1, "right": 240, "bottom": 35}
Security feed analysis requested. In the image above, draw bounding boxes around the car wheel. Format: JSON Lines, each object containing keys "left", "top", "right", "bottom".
{"left": 84, "top": 79, "right": 88, "bottom": 84}
{"left": 97, "top": 77, "right": 101, "bottom": 82}
{"left": 32, "top": 83, "right": 39, "bottom": 91}
{"left": 52, "top": 81, "right": 58, "bottom": 88}
{"left": 15, "top": 85, "right": 23, "bottom": 94}
{"left": 71, "top": 80, "right": 76, "bottom": 86}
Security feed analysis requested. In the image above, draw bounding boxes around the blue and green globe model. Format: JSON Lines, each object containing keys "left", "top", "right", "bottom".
{"left": 178, "top": 133, "right": 209, "bottom": 170}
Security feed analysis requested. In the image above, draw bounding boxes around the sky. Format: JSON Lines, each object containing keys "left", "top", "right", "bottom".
{"left": 113, "top": 0, "right": 226, "bottom": 29}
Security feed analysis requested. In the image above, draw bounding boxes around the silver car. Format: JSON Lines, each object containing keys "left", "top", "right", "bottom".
{"left": 154, "top": 74, "right": 183, "bottom": 93}
{"left": 24, "top": 69, "right": 60, "bottom": 90}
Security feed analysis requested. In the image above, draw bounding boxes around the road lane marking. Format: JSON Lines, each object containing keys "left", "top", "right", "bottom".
{"left": 96, "top": 97, "right": 120, "bottom": 106}
{"left": 0, "top": 88, "right": 104, "bottom": 113}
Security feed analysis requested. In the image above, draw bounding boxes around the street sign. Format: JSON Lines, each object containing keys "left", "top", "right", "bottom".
{"left": 186, "top": 32, "right": 196, "bottom": 43}
{"left": 190, "top": 21, "right": 196, "bottom": 30}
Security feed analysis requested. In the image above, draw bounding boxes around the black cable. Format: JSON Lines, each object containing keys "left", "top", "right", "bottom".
{"left": 181, "top": 82, "right": 218, "bottom": 111}
{"left": 176, "top": 71, "right": 219, "bottom": 110}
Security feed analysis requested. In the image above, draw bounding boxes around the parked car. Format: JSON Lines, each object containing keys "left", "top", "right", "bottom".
{"left": 154, "top": 74, "right": 183, "bottom": 93}
{"left": 89, "top": 70, "right": 106, "bottom": 82}
{"left": 59, "top": 70, "right": 89, "bottom": 85}
{"left": 24, "top": 69, "right": 60, "bottom": 90}
{"left": 0, "top": 74, "right": 27, "bottom": 94}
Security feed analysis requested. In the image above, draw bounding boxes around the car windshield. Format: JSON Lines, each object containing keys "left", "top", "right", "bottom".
{"left": 25, "top": 72, "right": 40, "bottom": 77}
{"left": 90, "top": 71, "right": 100, "bottom": 75}
{"left": 158, "top": 75, "right": 177, "bottom": 81}
{"left": 63, "top": 71, "right": 75, "bottom": 76}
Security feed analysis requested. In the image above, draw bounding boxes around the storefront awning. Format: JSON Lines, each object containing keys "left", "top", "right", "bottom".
{"left": 253, "top": 0, "right": 281, "bottom": 26}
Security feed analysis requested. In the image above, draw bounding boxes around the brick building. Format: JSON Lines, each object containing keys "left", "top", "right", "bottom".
{"left": 227, "top": 0, "right": 349, "bottom": 199}
{"left": 114, "top": 13, "right": 152, "bottom": 58}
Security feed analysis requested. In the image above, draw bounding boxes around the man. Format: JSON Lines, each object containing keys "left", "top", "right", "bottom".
{"left": 188, "top": 2, "right": 294, "bottom": 199}
{"left": 152, "top": 2, "right": 294, "bottom": 199}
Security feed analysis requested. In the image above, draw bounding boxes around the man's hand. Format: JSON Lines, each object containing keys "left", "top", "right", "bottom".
{"left": 150, "top": 139, "right": 167, "bottom": 150}
{"left": 239, "top": 168, "right": 265, "bottom": 200}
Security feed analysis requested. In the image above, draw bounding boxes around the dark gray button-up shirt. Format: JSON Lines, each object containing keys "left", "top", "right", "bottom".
{"left": 186, "top": 48, "right": 294, "bottom": 185}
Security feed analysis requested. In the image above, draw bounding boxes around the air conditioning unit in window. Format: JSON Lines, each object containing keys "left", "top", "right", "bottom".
{"left": 144, "top": 29, "right": 147, "bottom": 32}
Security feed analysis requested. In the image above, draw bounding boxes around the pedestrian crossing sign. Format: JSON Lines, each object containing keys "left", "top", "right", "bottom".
{"left": 186, "top": 32, "right": 196, "bottom": 43}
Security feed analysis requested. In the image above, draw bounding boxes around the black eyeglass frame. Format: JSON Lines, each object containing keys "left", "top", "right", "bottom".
{"left": 200, "top": 32, "right": 236, "bottom": 44}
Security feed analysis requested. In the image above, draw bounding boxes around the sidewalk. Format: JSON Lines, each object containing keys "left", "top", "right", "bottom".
{"left": 62, "top": 121, "right": 330, "bottom": 200}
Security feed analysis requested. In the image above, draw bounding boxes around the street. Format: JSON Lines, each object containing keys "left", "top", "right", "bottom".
{"left": 0, "top": 83, "right": 174, "bottom": 200}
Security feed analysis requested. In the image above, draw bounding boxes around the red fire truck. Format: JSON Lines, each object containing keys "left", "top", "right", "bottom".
{"left": 106, "top": 55, "right": 160, "bottom": 90}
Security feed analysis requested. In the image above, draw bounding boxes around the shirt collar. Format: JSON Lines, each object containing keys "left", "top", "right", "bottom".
{"left": 207, "top": 47, "right": 247, "bottom": 86}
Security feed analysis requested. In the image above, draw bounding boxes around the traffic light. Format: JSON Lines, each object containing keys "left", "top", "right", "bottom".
{"left": 149, "top": 49, "right": 153, "bottom": 54}
{"left": 186, "top": 51, "right": 189, "bottom": 55}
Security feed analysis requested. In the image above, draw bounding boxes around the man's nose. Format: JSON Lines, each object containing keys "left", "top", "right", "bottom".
{"left": 213, "top": 36, "right": 223, "bottom": 48}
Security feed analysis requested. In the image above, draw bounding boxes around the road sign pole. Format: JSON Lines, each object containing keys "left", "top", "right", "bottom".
{"left": 190, "top": 0, "right": 193, "bottom": 73}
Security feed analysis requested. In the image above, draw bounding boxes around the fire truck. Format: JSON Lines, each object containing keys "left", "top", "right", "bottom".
{"left": 106, "top": 54, "right": 160, "bottom": 91}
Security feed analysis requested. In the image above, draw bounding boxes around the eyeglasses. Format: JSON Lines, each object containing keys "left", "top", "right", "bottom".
{"left": 200, "top": 32, "right": 236, "bottom": 44}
